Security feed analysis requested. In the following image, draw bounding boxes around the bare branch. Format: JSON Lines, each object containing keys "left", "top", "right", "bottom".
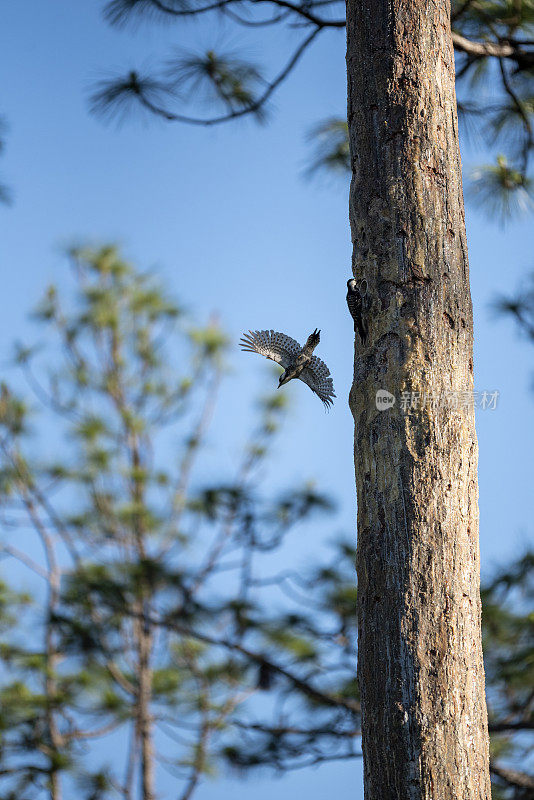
{"left": 451, "top": 30, "right": 534, "bottom": 72}
{"left": 152, "top": 612, "right": 361, "bottom": 714}
{"left": 490, "top": 762, "right": 534, "bottom": 790}
{"left": 106, "top": 0, "right": 344, "bottom": 26}
{"left": 221, "top": 5, "right": 290, "bottom": 26}
{"left": 498, "top": 57, "right": 533, "bottom": 173}
{"left": 488, "top": 720, "right": 534, "bottom": 733}
{"left": 66, "top": 719, "right": 122, "bottom": 741}
{"left": 0, "top": 544, "right": 48, "bottom": 579}
{"left": 276, "top": 750, "right": 362, "bottom": 770}
{"left": 126, "top": 27, "right": 323, "bottom": 126}
{"left": 232, "top": 719, "right": 361, "bottom": 737}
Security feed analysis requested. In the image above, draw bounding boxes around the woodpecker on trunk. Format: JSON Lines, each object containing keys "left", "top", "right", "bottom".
{"left": 346, "top": 278, "right": 368, "bottom": 343}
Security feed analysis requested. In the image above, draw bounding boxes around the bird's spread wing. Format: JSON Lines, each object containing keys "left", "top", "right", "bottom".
{"left": 240, "top": 330, "right": 301, "bottom": 368}
{"left": 299, "top": 355, "right": 335, "bottom": 409}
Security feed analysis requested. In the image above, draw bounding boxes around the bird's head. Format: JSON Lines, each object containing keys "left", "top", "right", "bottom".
{"left": 278, "top": 371, "right": 289, "bottom": 387}
{"left": 347, "top": 278, "right": 358, "bottom": 291}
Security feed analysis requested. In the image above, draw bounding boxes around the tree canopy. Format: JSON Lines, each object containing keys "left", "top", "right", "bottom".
{"left": 89, "top": 0, "right": 534, "bottom": 220}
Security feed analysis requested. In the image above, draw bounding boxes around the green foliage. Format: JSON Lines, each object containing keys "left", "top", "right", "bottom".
{"left": 89, "top": 71, "right": 175, "bottom": 125}
{"left": 167, "top": 50, "right": 268, "bottom": 120}
{"left": 496, "top": 270, "right": 534, "bottom": 342}
{"left": 305, "top": 118, "right": 350, "bottom": 178}
{"left": 481, "top": 553, "right": 534, "bottom": 797}
{"left": 0, "top": 247, "right": 349, "bottom": 799}
{"left": 189, "top": 322, "right": 230, "bottom": 362}
{"left": 469, "top": 156, "right": 534, "bottom": 223}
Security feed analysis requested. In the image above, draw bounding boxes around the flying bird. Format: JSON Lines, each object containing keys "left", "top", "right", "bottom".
{"left": 346, "top": 278, "right": 368, "bottom": 343}
{"left": 240, "top": 328, "right": 335, "bottom": 409}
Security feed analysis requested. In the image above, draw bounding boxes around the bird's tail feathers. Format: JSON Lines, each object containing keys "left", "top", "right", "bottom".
{"left": 305, "top": 328, "right": 321, "bottom": 352}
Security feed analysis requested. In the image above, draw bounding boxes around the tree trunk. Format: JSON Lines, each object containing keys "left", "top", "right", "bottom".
{"left": 138, "top": 617, "right": 155, "bottom": 800}
{"left": 345, "top": 2, "right": 491, "bottom": 798}
{"left": 39, "top": 504, "right": 63, "bottom": 800}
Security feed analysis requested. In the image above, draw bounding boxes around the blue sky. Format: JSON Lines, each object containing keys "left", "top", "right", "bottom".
{"left": 2, "top": 1, "right": 534, "bottom": 798}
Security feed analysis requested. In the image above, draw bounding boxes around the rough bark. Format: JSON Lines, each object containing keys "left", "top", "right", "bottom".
{"left": 346, "top": 2, "right": 491, "bottom": 798}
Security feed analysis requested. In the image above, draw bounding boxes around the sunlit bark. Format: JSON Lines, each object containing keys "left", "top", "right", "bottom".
{"left": 346, "top": 2, "right": 491, "bottom": 797}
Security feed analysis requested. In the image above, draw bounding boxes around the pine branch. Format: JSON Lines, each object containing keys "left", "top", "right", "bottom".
{"left": 498, "top": 57, "right": 533, "bottom": 174}
{"left": 135, "top": 27, "right": 323, "bottom": 126}
{"left": 451, "top": 30, "right": 534, "bottom": 71}
{"left": 490, "top": 763, "right": 534, "bottom": 791}
{"left": 151, "top": 612, "right": 362, "bottom": 714}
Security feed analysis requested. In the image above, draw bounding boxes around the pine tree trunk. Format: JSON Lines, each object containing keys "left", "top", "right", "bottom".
{"left": 345, "top": 2, "right": 491, "bottom": 798}
{"left": 138, "top": 620, "right": 155, "bottom": 800}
